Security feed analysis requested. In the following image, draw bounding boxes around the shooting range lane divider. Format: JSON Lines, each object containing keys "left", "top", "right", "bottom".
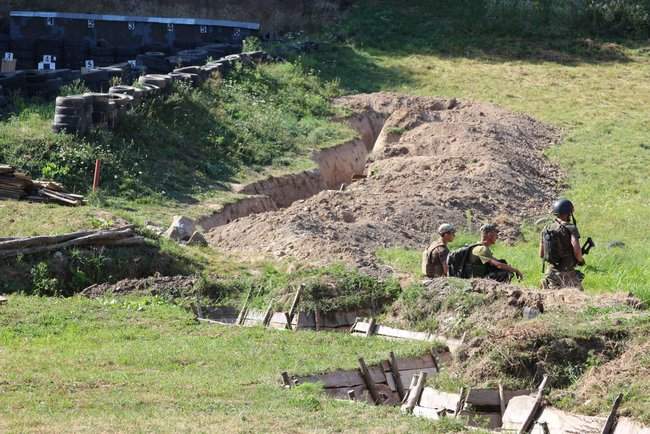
{"left": 50, "top": 50, "right": 271, "bottom": 135}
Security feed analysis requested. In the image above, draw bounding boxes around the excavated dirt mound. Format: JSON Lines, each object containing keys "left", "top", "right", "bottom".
{"left": 208, "top": 92, "right": 562, "bottom": 272}
{"left": 82, "top": 275, "right": 197, "bottom": 298}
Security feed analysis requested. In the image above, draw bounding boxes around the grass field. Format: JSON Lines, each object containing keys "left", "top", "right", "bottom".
{"left": 3, "top": 0, "right": 650, "bottom": 431}
{"left": 316, "top": 0, "right": 650, "bottom": 300}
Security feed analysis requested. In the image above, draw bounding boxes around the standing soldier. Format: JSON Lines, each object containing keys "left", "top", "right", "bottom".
{"left": 539, "top": 199, "right": 585, "bottom": 289}
{"left": 422, "top": 223, "right": 456, "bottom": 278}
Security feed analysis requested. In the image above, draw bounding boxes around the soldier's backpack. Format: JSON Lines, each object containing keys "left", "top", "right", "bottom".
{"left": 447, "top": 243, "right": 481, "bottom": 278}
{"left": 541, "top": 224, "right": 570, "bottom": 266}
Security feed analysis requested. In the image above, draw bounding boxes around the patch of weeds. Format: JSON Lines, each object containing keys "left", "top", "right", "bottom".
{"left": 30, "top": 262, "right": 61, "bottom": 297}
{"left": 286, "top": 383, "right": 323, "bottom": 412}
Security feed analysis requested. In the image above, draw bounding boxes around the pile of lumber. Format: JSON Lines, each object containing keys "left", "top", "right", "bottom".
{"left": 0, "top": 165, "right": 84, "bottom": 206}
{"left": 0, "top": 226, "right": 146, "bottom": 259}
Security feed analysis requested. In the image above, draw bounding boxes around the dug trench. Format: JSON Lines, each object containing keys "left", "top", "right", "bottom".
{"left": 203, "top": 92, "right": 562, "bottom": 274}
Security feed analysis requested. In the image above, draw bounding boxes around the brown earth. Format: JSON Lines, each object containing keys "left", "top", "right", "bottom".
{"left": 82, "top": 274, "right": 197, "bottom": 298}
{"left": 207, "top": 92, "right": 562, "bottom": 273}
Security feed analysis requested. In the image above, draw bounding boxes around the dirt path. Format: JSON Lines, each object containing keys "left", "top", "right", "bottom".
{"left": 207, "top": 92, "right": 562, "bottom": 272}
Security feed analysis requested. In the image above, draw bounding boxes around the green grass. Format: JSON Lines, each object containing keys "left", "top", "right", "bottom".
{"left": 0, "top": 294, "right": 468, "bottom": 433}
{"left": 0, "top": 62, "right": 354, "bottom": 232}
{"left": 299, "top": 0, "right": 650, "bottom": 301}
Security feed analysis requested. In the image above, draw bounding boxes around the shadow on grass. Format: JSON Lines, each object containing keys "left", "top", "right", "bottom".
{"left": 324, "top": 0, "right": 641, "bottom": 67}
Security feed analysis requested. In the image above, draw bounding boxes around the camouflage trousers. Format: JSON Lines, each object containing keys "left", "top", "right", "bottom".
{"left": 541, "top": 269, "right": 583, "bottom": 290}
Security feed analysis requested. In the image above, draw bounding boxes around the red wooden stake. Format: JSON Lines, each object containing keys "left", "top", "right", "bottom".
{"left": 92, "top": 159, "right": 102, "bottom": 192}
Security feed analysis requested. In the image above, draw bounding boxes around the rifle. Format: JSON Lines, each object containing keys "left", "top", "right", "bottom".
{"left": 581, "top": 237, "right": 595, "bottom": 255}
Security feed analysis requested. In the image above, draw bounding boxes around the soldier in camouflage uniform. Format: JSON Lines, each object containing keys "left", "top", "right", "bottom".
{"left": 467, "top": 223, "right": 523, "bottom": 282}
{"left": 539, "top": 199, "right": 585, "bottom": 290}
{"left": 422, "top": 223, "right": 456, "bottom": 278}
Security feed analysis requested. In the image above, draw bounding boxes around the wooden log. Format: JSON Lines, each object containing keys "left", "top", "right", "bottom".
{"left": 0, "top": 228, "right": 136, "bottom": 259}
{"left": 518, "top": 375, "right": 549, "bottom": 434}
{"left": 455, "top": 387, "right": 467, "bottom": 418}
{"left": 287, "top": 284, "right": 304, "bottom": 323}
{"left": 388, "top": 351, "right": 405, "bottom": 400}
{"left": 314, "top": 309, "right": 321, "bottom": 331}
{"left": 101, "top": 236, "right": 146, "bottom": 247}
{"left": 402, "top": 371, "right": 427, "bottom": 414}
{"left": 602, "top": 394, "right": 624, "bottom": 434}
{"left": 262, "top": 301, "right": 274, "bottom": 327}
{"left": 499, "top": 383, "right": 506, "bottom": 417}
{"left": 0, "top": 229, "right": 96, "bottom": 250}
{"left": 366, "top": 317, "right": 376, "bottom": 337}
{"left": 358, "top": 358, "right": 380, "bottom": 405}
{"left": 236, "top": 289, "right": 252, "bottom": 326}
{"left": 281, "top": 372, "right": 292, "bottom": 388}
{"left": 39, "top": 188, "right": 80, "bottom": 206}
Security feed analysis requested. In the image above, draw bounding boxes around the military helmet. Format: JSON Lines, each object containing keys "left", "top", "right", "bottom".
{"left": 438, "top": 223, "right": 456, "bottom": 235}
{"left": 552, "top": 199, "right": 574, "bottom": 216}
{"left": 479, "top": 223, "right": 499, "bottom": 234}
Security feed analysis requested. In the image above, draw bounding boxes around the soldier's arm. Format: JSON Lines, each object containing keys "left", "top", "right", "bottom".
{"left": 571, "top": 235, "right": 585, "bottom": 265}
{"left": 441, "top": 250, "right": 449, "bottom": 276}
{"left": 539, "top": 237, "right": 544, "bottom": 258}
{"left": 486, "top": 259, "right": 523, "bottom": 279}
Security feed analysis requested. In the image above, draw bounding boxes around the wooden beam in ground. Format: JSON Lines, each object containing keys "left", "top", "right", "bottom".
{"left": 499, "top": 383, "right": 506, "bottom": 417}
{"left": 430, "top": 348, "right": 440, "bottom": 373}
{"left": 358, "top": 357, "right": 380, "bottom": 405}
{"left": 236, "top": 289, "right": 252, "bottom": 326}
{"left": 518, "top": 375, "right": 549, "bottom": 434}
{"left": 281, "top": 372, "right": 292, "bottom": 388}
{"left": 402, "top": 371, "right": 427, "bottom": 414}
{"left": 366, "top": 318, "right": 376, "bottom": 337}
{"left": 262, "top": 301, "right": 274, "bottom": 327}
{"left": 388, "top": 351, "right": 405, "bottom": 400}
{"left": 455, "top": 387, "right": 467, "bottom": 418}
{"left": 347, "top": 389, "right": 356, "bottom": 401}
{"left": 287, "top": 284, "right": 304, "bottom": 323}
{"left": 601, "top": 393, "right": 624, "bottom": 434}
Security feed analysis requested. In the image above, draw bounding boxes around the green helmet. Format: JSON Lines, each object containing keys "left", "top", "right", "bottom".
{"left": 438, "top": 223, "right": 456, "bottom": 235}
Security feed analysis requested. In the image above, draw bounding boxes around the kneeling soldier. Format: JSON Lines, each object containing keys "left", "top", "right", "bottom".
{"left": 422, "top": 223, "right": 456, "bottom": 278}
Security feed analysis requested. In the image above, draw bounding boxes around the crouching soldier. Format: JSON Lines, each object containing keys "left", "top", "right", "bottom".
{"left": 540, "top": 199, "right": 585, "bottom": 290}
{"left": 422, "top": 223, "right": 456, "bottom": 278}
{"left": 468, "top": 224, "right": 523, "bottom": 282}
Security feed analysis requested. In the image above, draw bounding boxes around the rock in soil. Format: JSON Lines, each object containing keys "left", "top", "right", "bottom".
{"left": 163, "top": 216, "right": 196, "bottom": 242}
{"left": 207, "top": 92, "right": 562, "bottom": 273}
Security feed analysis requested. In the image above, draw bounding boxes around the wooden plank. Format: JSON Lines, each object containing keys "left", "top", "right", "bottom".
{"left": 519, "top": 375, "right": 549, "bottom": 434}
{"left": 533, "top": 405, "right": 605, "bottom": 434}
{"left": 613, "top": 418, "right": 650, "bottom": 434}
{"left": 0, "top": 295, "right": 7, "bottom": 305}
{"left": 455, "top": 387, "right": 468, "bottom": 418}
{"left": 268, "top": 312, "right": 289, "bottom": 329}
{"left": 388, "top": 351, "right": 405, "bottom": 400}
{"left": 466, "top": 388, "right": 532, "bottom": 408}
{"left": 262, "top": 302, "right": 274, "bottom": 327}
{"left": 390, "top": 355, "right": 436, "bottom": 372}
{"left": 236, "top": 289, "right": 252, "bottom": 326}
{"left": 296, "top": 369, "right": 365, "bottom": 388}
{"left": 499, "top": 384, "right": 507, "bottom": 417}
{"left": 402, "top": 372, "right": 427, "bottom": 414}
{"left": 396, "top": 368, "right": 437, "bottom": 392}
{"left": 324, "top": 385, "right": 370, "bottom": 403}
{"left": 375, "top": 324, "right": 431, "bottom": 341}
{"left": 358, "top": 358, "right": 380, "bottom": 405}
{"left": 366, "top": 317, "right": 376, "bottom": 337}
{"left": 413, "top": 405, "right": 444, "bottom": 420}
{"left": 503, "top": 396, "right": 537, "bottom": 431}
{"left": 465, "top": 411, "right": 503, "bottom": 430}
{"left": 287, "top": 285, "right": 304, "bottom": 323}
{"left": 602, "top": 394, "right": 624, "bottom": 434}
{"left": 418, "top": 387, "right": 461, "bottom": 412}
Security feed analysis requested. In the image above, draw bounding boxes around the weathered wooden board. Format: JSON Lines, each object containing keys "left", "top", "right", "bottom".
{"left": 418, "top": 387, "right": 461, "bottom": 412}
{"left": 295, "top": 365, "right": 386, "bottom": 389}
{"left": 242, "top": 309, "right": 267, "bottom": 327}
{"left": 533, "top": 405, "right": 605, "bottom": 433}
{"left": 385, "top": 367, "right": 438, "bottom": 393}
{"left": 502, "top": 395, "right": 537, "bottom": 431}
{"left": 614, "top": 418, "right": 650, "bottom": 434}
{"left": 413, "top": 405, "right": 445, "bottom": 420}
{"left": 353, "top": 321, "right": 432, "bottom": 341}
{"left": 268, "top": 312, "right": 290, "bottom": 329}
{"left": 381, "top": 355, "right": 436, "bottom": 372}
{"left": 466, "top": 388, "right": 532, "bottom": 408}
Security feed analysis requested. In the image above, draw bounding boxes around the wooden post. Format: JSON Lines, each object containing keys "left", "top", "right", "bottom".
{"left": 518, "top": 375, "right": 549, "bottom": 434}
{"left": 281, "top": 372, "right": 292, "bottom": 388}
{"left": 349, "top": 318, "right": 359, "bottom": 334}
{"left": 287, "top": 284, "right": 304, "bottom": 323}
{"left": 293, "top": 312, "right": 302, "bottom": 332}
{"left": 314, "top": 309, "right": 321, "bottom": 331}
{"left": 498, "top": 383, "right": 506, "bottom": 417}
{"left": 92, "top": 159, "right": 102, "bottom": 192}
{"left": 284, "top": 312, "right": 293, "bottom": 330}
{"left": 601, "top": 393, "right": 624, "bottom": 434}
{"left": 455, "top": 387, "right": 468, "bottom": 418}
{"left": 236, "top": 289, "right": 252, "bottom": 326}
{"left": 358, "top": 357, "right": 380, "bottom": 405}
{"left": 401, "top": 374, "right": 419, "bottom": 404}
{"left": 262, "top": 301, "right": 274, "bottom": 327}
{"left": 429, "top": 348, "right": 440, "bottom": 373}
{"left": 365, "top": 317, "right": 376, "bottom": 337}
{"left": 347, "top": 389, "right": 356, "bottom": 401}
{"left": 388, "top": 351, "right": 405, "bottom": 400}
{"left": 402, "top": 371, "right": 427, "bottom": 414}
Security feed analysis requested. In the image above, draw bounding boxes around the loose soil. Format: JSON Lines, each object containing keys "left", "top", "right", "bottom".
{"left": 207, "top": 92, "right": 562, "bottom": 272}
{"left": 82, "top": 274, "right": 198, "bottom": 298}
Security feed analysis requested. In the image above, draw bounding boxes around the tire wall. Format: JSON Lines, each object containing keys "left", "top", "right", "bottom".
{"left": 2, "top": 0, "right": 350, "bottom": 33}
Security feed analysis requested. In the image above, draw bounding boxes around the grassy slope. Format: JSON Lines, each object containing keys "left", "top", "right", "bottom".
{"left": 0, "top": 295, "right": 467, "bottom": 433}
{"left": 316, "top": 1, "right": 650, "bottom": 300}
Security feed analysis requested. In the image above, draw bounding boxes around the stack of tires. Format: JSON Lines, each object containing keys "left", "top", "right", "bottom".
{"left": 109, "top": 85, "right": 146, "bottom": 105}
{"left": 81, "top": 68, "right": 111, "bottom": 92}
{"left": 138, "top": 74, "right": 172, "bottom": 93}
{"left": 10, "top": 39, "right": 36, "bottom": 70}
{"left": 52, "top": 95, "right": 92, "bottom": 134}
{"left": 63, "top": 41, "right": 88, "bottom": 69}
{"left": 115, "top": 46, "right": 139, "bottom": 64}
{"left": 173, "top": 49, "right": 209, "bottom": 68}
{"left": 136, "top": 51, "right": 171, "bottom": 73}
{"left": 90, "top": 40, "right": 115, "bottom": 67}
{"left": 23, "top": 70, "right": 63, "bottom": 98}
{"left": 84, "top": 92, "right": 114, "bottom": 129}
